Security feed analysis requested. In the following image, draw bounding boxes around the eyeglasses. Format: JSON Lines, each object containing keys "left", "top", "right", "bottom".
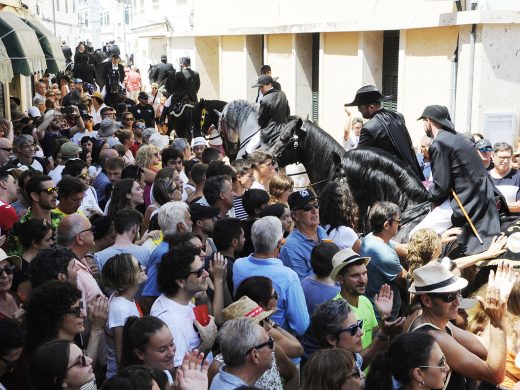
{"left": 39, "top": 186, "right": 59, "bottom": 194}
{"left": 190, "top": 266, "right": 205, "bottom": 278}
{"left": 0, "top": 147, "right": 12, "bottom": 152}
{"left": 0, "top": 264, "right": 16, "bottom": 276}
{"left": 337, "top": 319, "right": 364, "bottom": 336}
{"left": 244, "top": 337, "right": 275, "bottom": 356}
{"left": 67, "top": 352, "right": 88, "bottom": 370}
{"left": 0, "top": 356, "right": 20, "bottom": 372}
{"left": 419, "top": 358, "right": 449, "bottom": 371}
{"left": 429, "top": 290, "right": 461, "bottom": 303}
{"left": 496, "top": 155, "right": 512, "bottom": 161}
{"left": 392, "top": 218, "right": 402, "bottom": 226}
{"left": 478, "top": 147, "right": 493, "bottom": 153}
{"left": 299, "top": 203, "right": 319, "bottom": 212}
{"left": 78, "top": 225, "right": 95, "bottom": 236}
{"left": 66, "top": 305, "right": 83, "bottom": 318}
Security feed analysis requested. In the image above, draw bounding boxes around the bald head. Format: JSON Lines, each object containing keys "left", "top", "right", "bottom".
{"left": 0, "top": 138, "right": 12, "bottom": 166}
{"left": 57, "top": 214, "right": 88, "bottom": 247}
{"left": 99, "top": 148, "right": 118, "bottom": 168}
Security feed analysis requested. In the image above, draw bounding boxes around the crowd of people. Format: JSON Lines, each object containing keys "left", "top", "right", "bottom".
{"left": 1, "top": 44, "right": 520, "bottom": 390}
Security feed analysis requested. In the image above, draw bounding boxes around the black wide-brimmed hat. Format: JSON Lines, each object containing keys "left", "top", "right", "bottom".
{"left": 417, "top": 105, "right": 455, "bottom": 131}
{"left": 344, "top": 85, "right": 392, "bottom": 107}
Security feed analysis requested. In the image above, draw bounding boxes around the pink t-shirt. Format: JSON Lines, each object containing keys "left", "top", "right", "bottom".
{"left": 125, "top": 71, "right": 141, "bottom": 92}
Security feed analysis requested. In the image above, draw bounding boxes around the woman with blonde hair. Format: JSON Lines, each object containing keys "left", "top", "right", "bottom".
{"left": 136, "top": 144, "right": 161, "bottom": 207}
{"left": 268, "top": 173, "right": 294, "bottom": 205}
{"left": 407, "top": 228, "right": 507, "bottom": 280}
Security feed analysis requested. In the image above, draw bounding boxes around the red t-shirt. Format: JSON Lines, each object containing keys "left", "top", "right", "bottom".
{"left": 0, "top": 201, "right": 19, "bottom": 233}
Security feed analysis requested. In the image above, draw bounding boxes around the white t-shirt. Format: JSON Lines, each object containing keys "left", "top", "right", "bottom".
{"left": 325, "top": 225, "right": 359, "bottom": 250}
{"left": 79, "top": 186, "right": 103, "bottom": 218}
{"left": 251, "top": 181, "right": 266, "bottom": 190}
{"left": 105, "top": 294, "right": 141, "bottom": 378}
{"left": 72, "top": 130, "right": 98, "bottom": 145}
{"left": 151, "top": 294, "right": 212, "bottom": 367}
{"left": 49, "top": 165, "right": 65, "bottom": 184}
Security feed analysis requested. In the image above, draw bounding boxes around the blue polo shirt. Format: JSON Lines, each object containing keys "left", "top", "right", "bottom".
{"left": 142, "top": 241, "right": 169, "bottom": 297}
{"left": 232, "top": 255, "right": 309, "bottom": 336}
{"left": 279, "top": 226, "right": 329, "bottom": 280}
{"left": 210, "top": 367, "right": 248, "bottom": 390}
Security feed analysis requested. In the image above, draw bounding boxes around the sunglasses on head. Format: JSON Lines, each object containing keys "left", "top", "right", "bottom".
{"left": 244, "top": 336, "right": 275, "bottom": 356}
{"left": 39, "top": 186, "right": 58, "bottom": 194}
{"left": 337, "top": 319, "right": 364, "bottom": 336}
{"left": 0, "top": 264, "right": 15, "bottom": 276}
{"left": 429, "top": 290, "right": 461, "bottom": 303}
{"left": 298, "top": 202, "right": 319, "bottom": 212}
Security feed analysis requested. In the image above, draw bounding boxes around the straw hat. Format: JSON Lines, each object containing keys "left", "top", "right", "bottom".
{"left": 330, "top": 248, "right": 370, "bottom": 281}
{"left": 0, "top": 248, "right": 21, "bottom": 270}
{"left": 221, "top": 296, "right": 275, "bottom": 323}
{"left": 409, "top": 263, "right": 468, "bottom": 294}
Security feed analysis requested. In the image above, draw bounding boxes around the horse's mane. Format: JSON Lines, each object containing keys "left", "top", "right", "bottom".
{"left": 222, "top": 100, "right": 259, "bottom": 131}
{"left": 302, "top": 120, "right": 345, "bottom": 179}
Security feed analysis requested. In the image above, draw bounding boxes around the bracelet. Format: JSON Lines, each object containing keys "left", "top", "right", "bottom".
{"left": 376, "top": 332, "right": 389, "bottom": 341}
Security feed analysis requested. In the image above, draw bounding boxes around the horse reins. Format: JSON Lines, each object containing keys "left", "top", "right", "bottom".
{"left": 171, "top": 103, "right": 194, "bottom": 118}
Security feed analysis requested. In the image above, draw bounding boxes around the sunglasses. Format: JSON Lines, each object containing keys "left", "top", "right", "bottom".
{"left": 0, "top": 147, "right": 12, "bottom": 152}
{"left": 66, "top": 305, "right": 83, "bottom": 318}
{"left": 77, "top": 171, "right": 90, "bottom": 179}
{"left": 299, "top": 203, "right": 319, "bottom": 212}
{"left": 78, "top": 225, "right": 95, "bottom": 235}
{"left": 337, "top": 319, "right": 364, "bottom": 336}
{"left": 39, "top": 186, "right": 59, "bottom": 194}
{"left": 67, "top": 352, "right": 88, "bottom": 370}
{"left": 244, "top": 336, "right": 274, "bottom": 356}
{"left": 190, "top": 266, "right": 205, "bottom": 278}
{"left": 0, "top": 356, "right": 20, "bottom": 372}
{"left": 478, "top": 147, "right": 493, "bottom": 153}
{"left": 429, "top": 290, "right": 461, "bottom": 303}
{"left": 136, "top": 125, "right": 145, "bottom": 129}
{"left": 0, "top": 264, "right": 16, "bottom": 276}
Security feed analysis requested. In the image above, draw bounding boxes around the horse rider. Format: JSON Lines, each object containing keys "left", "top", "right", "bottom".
{"left": 255, "top": 64, "right": 282, "bottom": 103}
{"left": 413, "top": 105, "right": 507, "bottom": 255}
{"left": 344, "top": 85, "right": 424, "bottom": 182}
{"left": 161, "top": 57, "right": 200, "bottom": 139}
{"left": 101, "top": 54, "right": 125, "bottom": 108}
{"left": 150, "top": 55, "right": 175, "bottom": 89}
{"left": 252, "top": 74, "right": 290, "bottom": 146}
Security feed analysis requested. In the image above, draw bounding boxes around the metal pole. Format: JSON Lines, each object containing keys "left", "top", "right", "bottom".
{"left": 52, "top": 0, "right": 57, "bottom": 35}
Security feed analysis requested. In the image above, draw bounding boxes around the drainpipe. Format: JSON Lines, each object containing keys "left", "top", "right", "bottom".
{"left": 449, "top": 36, "right": 459, "bottom": 123}
{"left": 466, "top": 24, "right": 476, "bottom": 132}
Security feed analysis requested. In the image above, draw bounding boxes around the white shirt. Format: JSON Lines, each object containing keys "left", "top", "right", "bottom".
{"left": 72, "top": 130, "right": 98, "bottom": 145}
{"left": 79, "top": 186, "right": 103, "bottom": 218}
{"left": 151, "top": 294, "right": 211, "bottom": 367}
{"left": 49, "top": 165, "right": 65, "bottom": 184}
{"left": 325, "top": 225, "right": 359, "bottom": 250}
{"left": 251, "top": 181, "right": 266, "bottom": 190}
{"left": 105, "top": 294, "right": 141, "bottom": 378}
{"left": 91, "top": 104, "right": 107, "bottom": 125}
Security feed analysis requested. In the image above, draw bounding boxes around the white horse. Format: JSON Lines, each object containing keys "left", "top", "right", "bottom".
{"left": 216, "top": 100, "right": 310, "bottom": 188}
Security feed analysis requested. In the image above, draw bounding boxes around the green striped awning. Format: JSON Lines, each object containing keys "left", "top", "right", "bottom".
{"left": 0, "top": 11, "right": 47, "bottom": 76}
{"left": 0, "top": 39, "right": 13, "bottom": 83}
{"left": 23, "top": 18, "right": 65, "bottom": 74}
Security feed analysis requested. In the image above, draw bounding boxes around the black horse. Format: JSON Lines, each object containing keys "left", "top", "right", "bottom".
{"left": 192, "top": 98, "right": 227, "bottom": 136}
{"left": 268, "top": 119, "right": 431, "bottom": 242}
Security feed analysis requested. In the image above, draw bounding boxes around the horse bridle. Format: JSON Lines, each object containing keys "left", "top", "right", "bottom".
{"left": 218, "top": 116, "right": 238, "bottom": 155}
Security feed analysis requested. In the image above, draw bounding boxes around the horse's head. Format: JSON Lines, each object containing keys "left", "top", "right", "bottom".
{"left": 268, "top": 118, "right": 303, "bottom": 168}
{"left": 217, "top": 108, "right": 240, "bottom": 156}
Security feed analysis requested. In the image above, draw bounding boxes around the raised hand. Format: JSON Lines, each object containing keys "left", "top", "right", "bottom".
{"left": 374, "top": 284, "right": 393, "bottom": 319}
{"left": 491, "top": 261, "right": 518, "bottom": 301}
{"left": 380, "top": 316, "right": 405, "bottom": 338}
{"left": 88, "top": 295, "right": 109, "bottom": 330}
{"left": 483, "top": 234, "right": 507, "bottom": 259}
{"left": 175, "top": 349, "right": 209, "bottom": 390}
{"left": 209, "top": 252, "right": 227, "bottom": 282}
{"left": 441, "top": 227, "right": 462, "bottom": 243}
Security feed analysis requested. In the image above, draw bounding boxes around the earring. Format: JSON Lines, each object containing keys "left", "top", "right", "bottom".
{"left": 419, "top": 379, "right": 425, "bottom": 388}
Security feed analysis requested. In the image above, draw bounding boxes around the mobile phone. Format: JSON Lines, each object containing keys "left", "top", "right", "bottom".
{"left": 62, "top": 106, "right": 74, "bottom": 115}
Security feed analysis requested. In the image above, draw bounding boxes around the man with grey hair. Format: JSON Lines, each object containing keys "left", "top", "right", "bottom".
{"left": 5, "top": 135, "right": 46, "bottom": 173}
{"left": 233, "top": 216, "right": 309, "bottom": 337}
{"left": 210, "top": 317, "right": 273, "bottom": 389}
{"left": 57, "top": 214, "right": 103, "bottom": 307}
{"left": 141, "top": 201, "right": 192, "bottom": 308}
{"left": 0, "top": 138, "right": 13, "bottom": 167}
{"left": 172, "top": 137, "right": 191, "bottom": 161}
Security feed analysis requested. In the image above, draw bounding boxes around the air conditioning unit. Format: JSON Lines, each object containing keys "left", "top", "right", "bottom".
{"left": 483, "top": 112, "right": 518, "bottom": 146}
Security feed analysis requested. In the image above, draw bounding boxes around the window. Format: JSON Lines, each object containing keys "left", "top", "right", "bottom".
{"left": 311, "top": 32, "right": 320, "bottom": 123}
{"left": 382, "top": 30, "right": 400, "bottom": 111}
